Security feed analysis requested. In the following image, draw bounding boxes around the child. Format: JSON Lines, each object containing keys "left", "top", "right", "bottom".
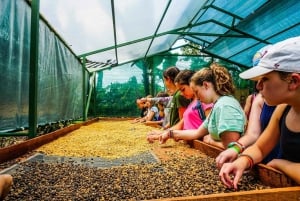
{"left": 219, "top": 36, "right": 300, "bottom": 189}
{"left": 159, "top": 63, "right": 246, "bottom": 149}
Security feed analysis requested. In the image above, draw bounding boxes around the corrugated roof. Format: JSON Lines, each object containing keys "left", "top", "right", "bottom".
{"left": 39, "top": 0, "right": 300, "bottom": 71}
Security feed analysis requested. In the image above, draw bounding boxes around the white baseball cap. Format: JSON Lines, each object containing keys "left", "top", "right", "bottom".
{"left": 240, "top": 36, "right": 300, "bottom": 80}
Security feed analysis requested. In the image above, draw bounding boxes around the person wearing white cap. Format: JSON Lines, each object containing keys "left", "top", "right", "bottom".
{"left": 219, "top": 36, "right": 300, "bottom": 189}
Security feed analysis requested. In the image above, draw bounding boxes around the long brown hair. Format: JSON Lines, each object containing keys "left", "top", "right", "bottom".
{"left": 163, "top": 66, "right": 180, "bottom": 83}
{"left": 191, "top": 63, "right": 235, "bottom": 96}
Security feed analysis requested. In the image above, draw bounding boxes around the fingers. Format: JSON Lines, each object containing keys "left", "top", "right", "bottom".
{"left": 216, "top": 149, "right": 238, "bottom": 169}
{"left": 146, "top": 132, "right": 161, "bottom": 143}
{"left": 159, "top": 133, "right": 168, "bottom": 144}
{"left": 219, "top": 168, "right": 234, "bottom": 188}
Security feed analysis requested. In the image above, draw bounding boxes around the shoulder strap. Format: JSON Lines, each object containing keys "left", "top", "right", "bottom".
{"left": 196, "top": 100, "right": 206, "bottom": 120}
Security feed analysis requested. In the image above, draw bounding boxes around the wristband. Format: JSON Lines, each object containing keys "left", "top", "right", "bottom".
{"left": 168, "top": 130, "right": 174, "bottom": 138}
{"left": 236, "top": 141, "right": 245, "bottom": 152}
{"left": 229, "top": 145, "right": 240, "bottom": 154}
{"left": 239, "top": 154, "right": 254, "bottom": 170}
{"left": 227, "top": 141, "right": 245, "bottom": 154}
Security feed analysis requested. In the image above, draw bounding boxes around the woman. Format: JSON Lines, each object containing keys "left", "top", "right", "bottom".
{"left": 162, "top": 67, "right": 191, "bottom": 128}
{"left": 159, "top": 63, "right": 246, "bottom": 149}
{"left": 219, "top": 36, "right": 300, "bottom": 189}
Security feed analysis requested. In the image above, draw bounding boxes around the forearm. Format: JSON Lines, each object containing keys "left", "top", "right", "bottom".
{"left": 267, "top": 159, "right": 300, "bottom": 184}
{"left": 237, "top": 133, "right": 260, "bottom": 149}
{"left": 241, "top": 144, "right": 264, "bottom": 165}
{"left": 170, "top": 119, "right": 184, "bottom": 130}
{"left": 172, "top": 126, "right": 207, "bottom": 141}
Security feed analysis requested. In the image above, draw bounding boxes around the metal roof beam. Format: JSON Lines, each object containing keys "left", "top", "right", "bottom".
{"left": 110, "top": 0, "right": 118, "bottom": 65}
{"left": 143, "top": 0, "right": 172, "bottom": 59}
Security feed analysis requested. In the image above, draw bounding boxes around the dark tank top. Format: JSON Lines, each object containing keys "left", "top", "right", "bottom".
{"left": 260, "top": 103, "right": 276, "bottom": 130}
{"left": 260, "top": 103, "right": 279, "bottom": 163}
{"left": 280, "top": 105, "right": 300, "bottom": 162}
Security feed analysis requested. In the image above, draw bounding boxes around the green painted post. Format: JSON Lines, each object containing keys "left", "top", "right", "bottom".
{"left": 28, "top": 0, "right": 40, "bottom": 138}
{"left": 82, "top": 57, "right": 87, "bottom": 121}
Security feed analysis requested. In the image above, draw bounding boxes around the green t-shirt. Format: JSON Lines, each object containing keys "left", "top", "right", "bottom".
{"left": 203, "top": 95, "right": 246, "bottom": 141}
{"left": 169, "top": 90, "right": 191, "bottom": 126}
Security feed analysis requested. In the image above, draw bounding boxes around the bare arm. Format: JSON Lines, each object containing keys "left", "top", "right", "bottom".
{"left": 267, "top": 159, "right": 300, "bottom": 184}
{"left": 243, "top": 94, "right": 253, "bottom": 118}
{"left": 216, "top": 94, "right": 264, "bottom": 168}
{"left": 220, "top": 131, "right": 241, "bottom": 148}
{"left": 219, "top": 105, "right": 286, "bottom": 189}
{"left": 171, "top": 118, "right": 184, "bottom": 130}
{"left": 159, "top": 124, "right": 208, "bottom": 144}
{"left": 238, "top": 93, "right": 264, "bottom": 147}
{"left": 178, "top": 107, "right": 186, "bottom": 120}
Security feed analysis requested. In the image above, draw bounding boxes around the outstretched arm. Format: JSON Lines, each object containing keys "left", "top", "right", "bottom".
{"left": 216, "top": 94, "right": 264, "bottom": 168}
{"left": 219, "top": 105, "right": 285, "bottom": 189}
{"left": 267, "top": 159, "right": 300, "bottom": 184}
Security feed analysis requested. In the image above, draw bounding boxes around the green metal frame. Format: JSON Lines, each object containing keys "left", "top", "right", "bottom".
{"left": 28, "top": 0, "right": 40, "bottom": 138}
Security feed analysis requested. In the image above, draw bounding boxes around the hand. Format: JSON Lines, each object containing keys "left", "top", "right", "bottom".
{"left": 146, "top": 130, "right": 162, "bottom": 143}
{"left": 216, "top": 148, "right": 239, "bottom": 169}
{"left": 147, "top": 133, "right": 160, "bottom": 143}
{"left": 219, "top": 158, "right": 249, "bottom": 189}
{"left": 159, "top": 131, "right": 170, "bottom": 144}
{"left": 203, "top": 135, "right": 214, "bottom": 144}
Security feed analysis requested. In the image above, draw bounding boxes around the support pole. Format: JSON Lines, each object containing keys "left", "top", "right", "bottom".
{"left": 82, "top": 57, "right": 87, "bottom": 121}
{"left": 28, "top": 0, "right": 40, "bottom": 138}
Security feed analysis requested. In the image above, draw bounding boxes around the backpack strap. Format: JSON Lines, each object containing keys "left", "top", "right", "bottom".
{"left": 193, "top": 100, "right": 206, "bottom": 121}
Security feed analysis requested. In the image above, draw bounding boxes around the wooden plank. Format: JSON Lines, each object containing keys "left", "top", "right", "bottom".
{"left": 256, "top": 163, "right": 297, "bottom": 187}
{"left": 147, "top": 187, "right": 300, "bottom": 201}
{"left": 192, "top": 140, "right": 223, "bottom": 158}
{"left": 0, "top": 118, "right": 99, "bottom": 163}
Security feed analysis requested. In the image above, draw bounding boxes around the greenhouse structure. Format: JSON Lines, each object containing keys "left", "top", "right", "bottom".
{"left": 0, "top": 0, "right": 300, "bottom": 200}
{"left": 2, "top": 0, "right": 300, "bottom": 136}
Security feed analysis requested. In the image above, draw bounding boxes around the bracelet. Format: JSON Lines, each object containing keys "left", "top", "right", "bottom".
{"left": 239, "top": 154, "right": 254, "bottom": 170}
{"left": 236, "top": 141, "right": 245, "bottom": 152}
{"left": 227, "top": 141, "right": 245, "bottom": 154}
{"left": 168, "top": 130, "right": 174, "bottom": 138}
{"left": 228, "top": 145, "right": 240, "bottom": 154}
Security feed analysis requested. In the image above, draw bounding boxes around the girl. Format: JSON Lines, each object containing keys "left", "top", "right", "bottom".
{"left": 159, "top": 63, "right": 246, "bottom": 149}
{"left": 219, "top": 36, "right": 300, "bottom": 189}
{"left": 147, "top": 69, "right": 213, "bottom": 143}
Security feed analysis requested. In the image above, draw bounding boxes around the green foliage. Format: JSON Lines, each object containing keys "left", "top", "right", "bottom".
{"left": 88, "top": 46, "right": 251, "bottom": 118}
{"left": 180, "top": 42, "right": 201, "bottom": 55}
{"left": 90, "top": 76, "right": 164, "bottom": 117}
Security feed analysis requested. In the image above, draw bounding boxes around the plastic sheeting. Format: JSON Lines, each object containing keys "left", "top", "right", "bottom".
{"left": 0, "top": 0, "right": 83, "bottom": 132}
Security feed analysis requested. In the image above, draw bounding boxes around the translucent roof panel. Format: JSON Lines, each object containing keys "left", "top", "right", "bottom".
{"left": 40, "top": 0, "right": 114, "bottom": 55}
{"left": 114, "top": 39, "right": 152, "bottom": 64}
{"left": 147, "top": 34, "right": 181, "bottom": 57}
{"left": 114, "top": 0, "right": 169, "bottom": 44}
{"left": 212, "top": 0, "right": 267, "bottom": 18}
{"left": 39, "top": 0, "right": 300, "bottom": 70}
{"left": 157, "top": 0, "right": 206, "bottom": 33}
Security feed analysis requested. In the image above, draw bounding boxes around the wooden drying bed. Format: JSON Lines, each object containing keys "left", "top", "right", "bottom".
{"left": 0, "top": 118, "right": 299, "bottom": 201}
